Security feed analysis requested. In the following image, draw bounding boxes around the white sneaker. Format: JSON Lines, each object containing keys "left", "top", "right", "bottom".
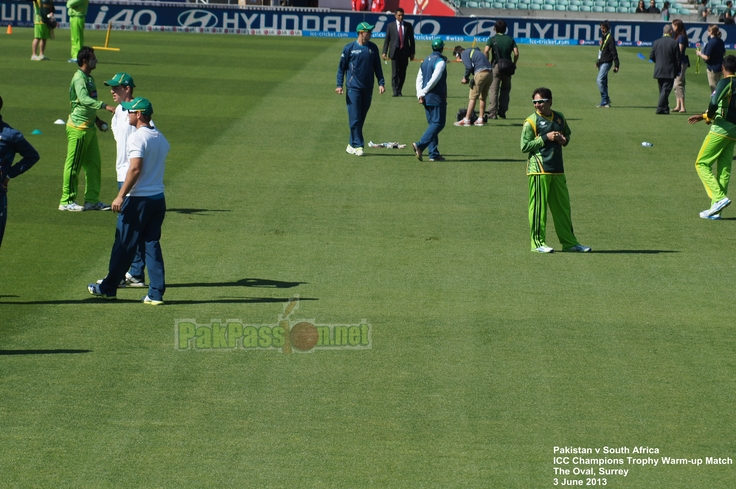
{"left": 354, "top": 147, "right": 364, "bottom": 156}
{"left": 346, "top": 145, "right": 356, "bottom": 155}
{"left": 97, "top": 272, "right": 146, "bottom": 288}
{"left": 700, "top": 210, "right": 722, "bottom": 220}
{"left": 83, "top": 201, "right": 111, "bottom": 211}
{"left": 704, "top": 197, "right": 731, "bottom": 217}
{"left": 532, "top": 245, "right": 554, "bottom": 253}
{"left": 454, "top": 118, "right": 472, "bottom": 127}
{"left": 473, "top": 118, "right": 485, "bottom": 126}
{"left": 59, "top": 202, "right": 84, "bottom": 211}
{"left": 562, "top": 244, "right": 592, "bottom": 252}
{"left": 143, "top": 295, "right": 164, "bottom": 306}
{"left": 31, "top": 55, "right": 40, "bottom": 61}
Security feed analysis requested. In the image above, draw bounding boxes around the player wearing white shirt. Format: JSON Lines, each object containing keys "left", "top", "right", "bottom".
{"left": 88, "top": 97, "right": 169, "bottom": 305}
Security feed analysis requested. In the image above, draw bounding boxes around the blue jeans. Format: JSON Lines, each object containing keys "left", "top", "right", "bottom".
{"left": 100, "top": 194, "right": 166, "bottom": 301}
{"left": 119, "top": 181, "right": 145, "bottom": 280}
{"left": 416, "top": 104, "right": 446, "bottom": 160}
{"left": 346, "top": 89, "right": 373, "bottom": 149}
{"left": 597, "top": 62, "right": 612, "bottom": 105}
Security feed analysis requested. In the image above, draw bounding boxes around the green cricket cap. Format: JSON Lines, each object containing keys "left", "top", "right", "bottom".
{"left": 121, "top": 97, "right": 153, "bottom": 116}
{"left": 104, "top": 72, "right": 136, "bottom": 88}
{"left": 356, "top": 22, "right": 374, "bottom": 32}
{"left": 431, "top": 38, "right": 445, "bottom": 51}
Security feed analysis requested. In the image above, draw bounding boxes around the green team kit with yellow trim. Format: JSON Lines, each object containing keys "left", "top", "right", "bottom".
{"left": 694, "top": 75, "right": 736, "bottom": 208}
{"left": 521, "top": 109, "right": 583, "bottom": 252}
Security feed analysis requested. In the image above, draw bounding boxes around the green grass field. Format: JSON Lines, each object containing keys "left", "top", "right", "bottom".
{"left": 1, "top": 27, "right": 735, "bottom": 488}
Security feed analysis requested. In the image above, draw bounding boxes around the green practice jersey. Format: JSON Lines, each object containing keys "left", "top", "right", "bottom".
{"left": 521, "top": 110, "right": 571, "bottom": 175}
{"left": 68, "top": 70, "right": 105, "bottom": 130}
{"left": 704, "top": 75, "right": 736, "bottom": 138}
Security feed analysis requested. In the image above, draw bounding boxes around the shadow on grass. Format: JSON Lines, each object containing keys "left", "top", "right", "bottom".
{"left": 1, "top": 297, "right": 316, "bottom": 305}
{"left": 167, "top": 208, "right": 232, "bottom": 215}
{"left": 589, "top": 250, "right": 680, "bottom": 254}
{"left": 167, "top": 278, "right": 306, "bottom": 288}
{"left": 0, "top": 349, "right": 91, "bottom": 356}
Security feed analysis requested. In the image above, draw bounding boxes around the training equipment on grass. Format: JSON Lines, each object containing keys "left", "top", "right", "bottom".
{"left": 93, "top": 23, "right": 121, "bottom": 52}
{"left": 368, "top": 141, "right": 406, "bottom": 149}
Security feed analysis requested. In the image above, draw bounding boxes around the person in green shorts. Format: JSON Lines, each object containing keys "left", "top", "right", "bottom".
{"left": 688, "top": 54, "right": 736, "bottom": 220}
{"left": 66, "top": 0, "right": 88, "bottom": 63}
{"left": 521, "top": 87, "right": 591, "bottom": 253}
{"left": 59, "top": 47, "right": 115, "bottom": 212}
{"left": 31, "top": 0, "right": 55, "bottom": 61}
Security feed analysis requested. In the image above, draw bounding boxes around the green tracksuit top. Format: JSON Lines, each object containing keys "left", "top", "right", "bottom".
{"left": 68, "top": 69, "right": 106, "bottom": 130}
{"left": 521, "top": 110, "right": 571, "bottom": 175}
{"left": 66, "top": 0, "right": 88, "bottom": 18}
{"left": 704, "top": 75, "right": 736, "bottom": 139}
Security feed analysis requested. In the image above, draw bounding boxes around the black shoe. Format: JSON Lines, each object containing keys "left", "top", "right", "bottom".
{"left": 498, "top": 111, "right": 506, "bottom": 119}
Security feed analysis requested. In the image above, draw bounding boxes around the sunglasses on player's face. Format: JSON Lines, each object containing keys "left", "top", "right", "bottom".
{"left": 532, "top": 98, "right": 549, "bottom": 105}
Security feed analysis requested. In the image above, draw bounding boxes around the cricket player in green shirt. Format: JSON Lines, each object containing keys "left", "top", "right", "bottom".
{"left": 521, "top": 87, "right": 591, "bottom": 253}
{"left": 66, "top": 0, "right": 88, "bottom": 62}
{"left": 59, "top": 47, "right": 115, "bottom": 211}
{"left": 688, "top": 54, "right": 736, "bottom": 220}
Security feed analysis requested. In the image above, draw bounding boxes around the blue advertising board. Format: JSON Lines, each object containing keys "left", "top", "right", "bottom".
{"left": 1, "top": 0, "right": 734, "bottom": 46}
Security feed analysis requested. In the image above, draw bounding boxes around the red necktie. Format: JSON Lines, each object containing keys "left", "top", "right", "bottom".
{"left": 399, "top": 23, "right": 404, "bottom": 49}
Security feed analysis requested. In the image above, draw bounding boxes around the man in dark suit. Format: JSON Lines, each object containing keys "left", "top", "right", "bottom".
{"left": 382, "top": 8, "right": 415, "bottom": 97}
{"left": 650, "top": 24, "right": 681, "bottom": 114}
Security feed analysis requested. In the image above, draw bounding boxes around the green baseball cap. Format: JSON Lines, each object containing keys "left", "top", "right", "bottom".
{"left": 356, "top": 22, "right": 374, "bottom": 32}
{"left": 121, "top": 97, "right": 153, "bottom": 116}
{"left": 431, "top": 38, "right": 445, "bottom": 51}
{"left": 104, "top": 72, "right": 135, "bottom": 88}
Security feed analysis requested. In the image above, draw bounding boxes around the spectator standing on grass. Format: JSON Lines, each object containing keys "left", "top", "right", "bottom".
{"left": 381, "top": 8, "right": 415, "bottom": 98}
{"left": 59, "top": 47, "right": 115, "bottom": 212}
{"left": 89, "top": 97, "right": 169, "bottom": 305}
{"left": 412, "top": 39, "right": 448, "bottom": 162}
{"left": 698, "top": 0, "right": 711, "bottom": 22}
{"left": 672, "top": 19, "right": 689, "bottom": 113}
{"left": 453, "top": 45, "right": 492, "bottom": 127}
{"left": 336, "top": 22, "right": 385, "bottom": 157}
{"left": 484, "top": 20, "right": 519, "bottom": 120}
{"left": 595, "top": 21, "right": 619, "bottom": 109}
{"left": 0, "top": 96, "right": 40, "bottom": 249}
{"left": 648, "top": 0, "right": 661, "bottom": 13}
{"left": 650, "top": 24, "right": 681, "bottom": 115}
{"left": 521, "top": 88, "right": 590, "bottom": 254}
{"left": 66, "top": 0, "right": 88, "bottom": 63}
{"left": 31, "top": 0, "right": 55, "bottom": 61}
{"left": 697, "top": 25, "right": 726, "bottom": 92}
{"left": 687, "top": 55, "right": 736, "bottom": 220}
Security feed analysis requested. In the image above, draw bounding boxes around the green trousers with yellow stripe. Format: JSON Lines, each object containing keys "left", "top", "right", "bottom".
{"left": 528, "top": 174, "right": 580, "bottom": 250}
{"left": 694, "top": 131, "right": 735, "bottom": 205}
{"left": 59, "top": 125, "right": 102, "bottom": 206}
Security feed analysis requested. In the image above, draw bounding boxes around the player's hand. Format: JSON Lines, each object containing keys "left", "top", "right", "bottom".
{"left": 335, "top": 87, "right": 343, "bottom": 95}
{"left": 382, "top": 53, "right": 388, "bottom": 60}
{"left": 688, "top": 114, "right": 705, "bottom": 124}
{"left": 613, "top": 67, "right": 619, "bottom": 73}
{"left": 461, "top": 78, "right": 468, "bottom": 84}
{"left": 418, "top": 96, "right": 425, "bottom": 104}
{"left": 105, "top": 105, "right": 115, "bottom": 114}
{"left": 379, "top": 86, "right": 386, "bottom": 94}
{"left": 111, "top": 196, "right": 124, "bottom": 213}
{"left": 1, "top": 177, "right": 8, "bottom": 192}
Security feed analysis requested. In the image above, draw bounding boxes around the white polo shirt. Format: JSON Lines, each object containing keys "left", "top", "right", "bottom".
{"left": 126, "top": 125, "right": 169, "bottom": 197}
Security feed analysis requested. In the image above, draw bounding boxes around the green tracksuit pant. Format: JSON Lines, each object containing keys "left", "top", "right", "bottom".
{"left": 695, "top": 131, "right": 735, "bottom": 204}
{"left": 70, "top": 16, "right": 84, "bottom": 59}
{"left": 528, "top": 174, "right": 580, "bottom": 250}
{"left": 60, "top": 125, "right": 101, "bottom": 206}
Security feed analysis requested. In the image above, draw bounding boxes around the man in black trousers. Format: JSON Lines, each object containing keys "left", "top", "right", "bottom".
{"left": 382, "top": 8, "right": 415, "bottom": 97}
{"left": 650, "top": 24, "right": 681, "bottom": 114}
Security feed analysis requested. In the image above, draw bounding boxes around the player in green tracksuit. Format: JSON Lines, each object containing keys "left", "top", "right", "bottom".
{"left": 688, "top": 55, "right": 736, "bottom": 220}
{"left": 59, "top": 47, "right": 115, "bottom": 211}
{"left": 66, "top": 0, "right": 88, "bottom": 62}
{"left": 521, "top": 87, "right": 590, "bottom": 253}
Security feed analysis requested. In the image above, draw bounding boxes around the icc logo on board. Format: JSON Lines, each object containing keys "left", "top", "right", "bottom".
{"left": 177, "top": 10, "right": 218, "bottom": 28}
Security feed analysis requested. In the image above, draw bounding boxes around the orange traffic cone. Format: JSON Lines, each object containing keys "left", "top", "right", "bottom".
{"left": 6, "top": 24, "right": 12, "bottom": 34}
